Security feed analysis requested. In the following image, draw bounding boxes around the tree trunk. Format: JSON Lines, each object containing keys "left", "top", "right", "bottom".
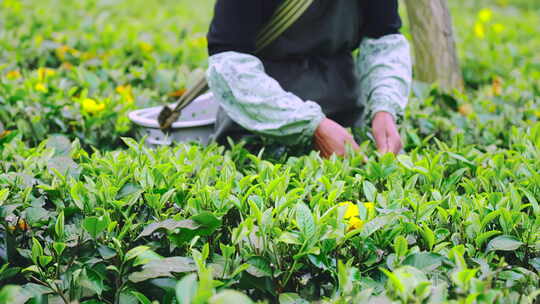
{"left": 404, "top": 0, "right": 463, "bottom": 92}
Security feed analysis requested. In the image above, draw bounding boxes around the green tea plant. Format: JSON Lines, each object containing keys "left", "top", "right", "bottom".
{"left": 0, "top": 132, "right": 539, "bottom": 303}
{"left": 1, "top": 0, "right": 540, "bottom": 303}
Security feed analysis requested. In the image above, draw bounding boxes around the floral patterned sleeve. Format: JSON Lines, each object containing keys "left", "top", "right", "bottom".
{"left": 357, "top": 34, "right": 412, "bottom": 124}
{"left": 206, "top": 51, "right": 325, "bottom": 146}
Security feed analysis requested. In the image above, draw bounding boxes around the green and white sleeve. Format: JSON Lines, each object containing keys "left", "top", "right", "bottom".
{"left": 357, "top": 34, "right": 412, "bottom": 124}
{"left": 206, "top": 51, "right": 325, "bottom": 146}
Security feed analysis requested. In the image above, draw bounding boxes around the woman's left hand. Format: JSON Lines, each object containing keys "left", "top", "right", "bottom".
{"left": 372, "top": 111, "right": 403, "bottom": 155}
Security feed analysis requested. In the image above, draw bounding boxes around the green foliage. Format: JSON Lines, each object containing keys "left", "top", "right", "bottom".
{"left": 0, "top": 0, "right": 212, "bottom": 150}
{"left": 0, "top": 131, "right": 538, "bottom": 303}
{"left": 0, "top": 0, "right": 540, "bottom": 303}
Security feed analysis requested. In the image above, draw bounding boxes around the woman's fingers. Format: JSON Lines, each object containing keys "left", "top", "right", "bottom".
{"left": 388, "top": 133, "right": 403, "bottom": 154}
{"left": 373, "top": 127, "right": 389, "bottom": 154}
{"left": 314, "top": 118, "right": 360, "bottom": 158}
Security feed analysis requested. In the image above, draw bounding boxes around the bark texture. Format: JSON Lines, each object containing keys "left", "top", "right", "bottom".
{"left": 405, "top": 0, "right": 463, "bottom": 91}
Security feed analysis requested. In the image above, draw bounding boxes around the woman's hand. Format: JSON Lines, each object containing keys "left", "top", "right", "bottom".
{"left": 314, "top": 118, "right": 360, "bottom": 158}
{"left": 372, "top": 111, "right": 402, "bottom": 155}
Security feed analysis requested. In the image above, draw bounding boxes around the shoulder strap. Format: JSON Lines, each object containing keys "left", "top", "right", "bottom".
{"left": 256, "top": 0, "right": 314, "bottom": 52}
{"left": 158, "top": 0, "right": 314, "bottom": 130}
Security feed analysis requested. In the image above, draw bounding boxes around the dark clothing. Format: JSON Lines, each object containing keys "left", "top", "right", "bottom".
{"left": 207, "top": 0, "right": 402, "bottom": 56}
{"left": 206, "top": 0, "right": 402, "bottom": 144}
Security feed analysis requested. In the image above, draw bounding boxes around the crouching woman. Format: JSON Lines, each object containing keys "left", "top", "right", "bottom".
{"left": 206, "top": 0, "right": 412, "bottom": 157}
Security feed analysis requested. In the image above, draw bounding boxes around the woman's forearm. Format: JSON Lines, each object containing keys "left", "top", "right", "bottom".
{"left": 357, "top": 34, "right": 413, "bottom": 124}
{"left": 206, "top": 51, "right": 325, "bottom": 146}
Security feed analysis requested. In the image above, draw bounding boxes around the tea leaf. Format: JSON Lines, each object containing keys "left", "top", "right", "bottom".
{"left": 116, "top": 183, "right": 142, "bottom": 200}
{"left": 55, "top": 211, "right": 64, "bottom": 239}
{"left": 476, "top": 230, "right": 502, "bottom": 248}
{"left": 363, "top": 181, "right": 377, "bottom": 202}
{"left": 47, "top": 156, "right": 80, "bottom": 178}
{"left": 138, "top": 219, "right": 199, "bottom": 239}
{"left": 296, "top": 202, "right": 315, "bottom": 241}
{"left": 176, "top": 273, "right": 198, "bottom": 304}
{"left": 70, "top": 182, "right": 85, "bottom": 210}
{"left": 133, "top": 249, "right": 163, "bottom": 267}
{"left": 125, "top": 245, "right": 150, "bottom": 262}
{"left": 0, "top": 189, "right": 9, "bottom": 205}
{"left": 446, "top": 152, "right": 475, "bottom": 166}
{"left": 361, "top": 214, "right": 398, "bottom": 238}
{"left": 46, "top": 134, "right": 71, "bottom": 156}
{"left": 531, "top": 258, "right": 540, "bottom": 272}
{"left": 278, "top": 232, "right": 302, "bottom": 245}
{"left": 393, "top": 236, "right": 408, "bottom": 258}
{"left": 0, "top": 265, "right": 20, "bottom": 282}
{"left": 30, "top": 238, "right": 43, "bottom": 265}
{"left": 82, "top": 216, "right": 107, "bottom": 239}
{"left": 209, "top": 290, "right": 253, "bottom": 304}
{"left": 129, "top": 257, "right": 197, "bottom": 283}
{"left": 402, "top": 252, "right": 447, "bottom": 272}
{"left": 246, "top": 256, "right": 272, "bottom": 278}
{"left": 480, "top": 210, "right": 502, "bottom": 230}
{"left": 53, "top": 242, "right": 66, "bottom": 256}
{"left": 97, "top": 245, "right": 117, "bottom": 260}
{"left": 38, "top": 256, "right": 52, "bottom": 267}
{"left": 520, "top": 188, "right": 540, "bottom": 216}
{"left": 279, "top": 293, "right": 309, "bottom": 304}
{"left": 0, "top": 285, "right": 30, "bottom": 304}
{"left": 79, "top": 268, "right": 106, "bottom": 296}
{"left": 131, "top": 291, "right": 152, "bottom": 304}
{"left": 381, "top": 268, "right": 405, "bottom": 296}
{"left": 420, "top": 226, "right": 436, "bottom": 251}
{"left": 119, "top": 291, "right": 139, "bottom": 304}
{"left": 191, "top": 212, "right": 222, "bottom": 236}
{"left": 486, "top": 235, "right": 523, "bottom": 252}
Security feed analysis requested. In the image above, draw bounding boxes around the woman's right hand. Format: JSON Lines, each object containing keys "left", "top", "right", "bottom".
{"left": 314, "top": 118, "right": 360, "bottom": 158}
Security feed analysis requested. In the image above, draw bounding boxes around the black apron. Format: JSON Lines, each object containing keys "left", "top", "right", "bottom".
{"left": 212, "top": 0, "right": 365, "bottom": 145}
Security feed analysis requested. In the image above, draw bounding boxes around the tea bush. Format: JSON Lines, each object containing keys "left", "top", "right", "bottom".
{"left": 1, "top": 0, "right": 539, "bottom": 303}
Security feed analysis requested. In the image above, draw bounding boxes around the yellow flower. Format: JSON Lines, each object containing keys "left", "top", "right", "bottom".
{"left": 348, "top": 217, "right": 364, "bottom": 230}
{"left": 116, "top": 85, "right": 131, "bottom": 95}
{"left": 35, "top": 83, "right": 48, "bottom": 93}
{"left": 139, "top": 42, "right": 153, "bottom": 53}
{"left": 492, "top": 76, "right": 503, "bottom": 96}
{"left": 478, "top": 9, "right": 493, "bottom": 23}
{"left": 364, "top": 202, "right": 375, "bottom": 214}
{"left": 34, "top": 35, "right": 44, "bottom": 46}
{"left": 116, "top": 85, "right": 134, "bottom": 104}
{"left": 342, "top": 202, "right": 358, "bottom": 218}
{"left": 56, "top": 45, "right": 78, "bottom": 60}
{"left": 6, "top": 70, "right": 21, "bottom": 80}
{"left": 493, "top": 23, "right": 505, "bottom": 34}
{"left": 474, "top": 23, "right": 485, "bottom": 39}
{"left": 339, "top": 202, "right": 376, "bottom": 231}
{"left": 61, "top": 62, "right": 74, "bottom": 70}
{"left": 81, "top": 98, "right": 105, "bottom": 114}
{"left": 37, "top": 67, "right": 56, "bottom": 80}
